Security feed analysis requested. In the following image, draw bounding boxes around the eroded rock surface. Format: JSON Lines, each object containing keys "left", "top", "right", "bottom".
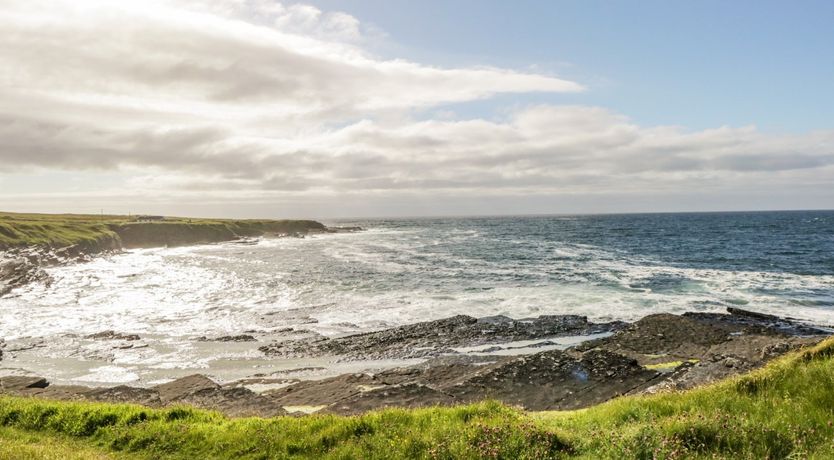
{"left": 0, "top": 256, "right": 48, "bottom": 296}
{"left": 1, "top": 308, "right": 828, "bottom": 417}
{"left": 1, "top": 374, "right": 286, "bottom": 417}
{"left": 259, "top": 314, "right": 626, "bottom": 360}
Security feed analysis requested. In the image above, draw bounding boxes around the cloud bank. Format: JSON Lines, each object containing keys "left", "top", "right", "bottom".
{"left": 0, "top": 0, "right": 831, "bottom": 216}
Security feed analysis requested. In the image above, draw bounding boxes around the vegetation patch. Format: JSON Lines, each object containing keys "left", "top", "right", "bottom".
{"left": 644, "top": 359, "right": 699, "bottom": 372}
{"left": 0, "top": 212, "right": 324, "bottom": 250}
{"left": 1, "top": 338, "right": 834, "bottom": 458}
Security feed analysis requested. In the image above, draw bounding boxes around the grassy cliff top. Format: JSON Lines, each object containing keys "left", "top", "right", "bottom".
{"left": 0, "top": 212, "right": 325, "bottom": 249}
{"left": 1, "top": 337, "right": 833, "bottom": 459}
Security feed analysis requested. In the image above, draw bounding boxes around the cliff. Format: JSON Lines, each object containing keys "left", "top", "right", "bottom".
{"left": 111, "top": 220, "right": 326, "bottom": 249}
{"left": 0, "top": 212, "right": 326, "bottom": 252}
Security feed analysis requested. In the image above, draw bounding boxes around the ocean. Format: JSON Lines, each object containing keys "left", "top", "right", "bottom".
{"left": 1, "top": 210, "right": 832, "bottom": 385}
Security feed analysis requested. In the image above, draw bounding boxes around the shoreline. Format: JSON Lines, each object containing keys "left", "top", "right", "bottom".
{"left": 1, "top": 212, "right": 831, "bottom": 418}
{"left": 1, "top": 306, "right": 829, "bottom": 417}
{"left": 0, "top": 212, "right": 354, "bottom": 296}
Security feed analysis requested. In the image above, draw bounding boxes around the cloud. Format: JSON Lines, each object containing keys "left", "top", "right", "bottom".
{"left": 0, "top": 0, "right": 832, "bottom": 215}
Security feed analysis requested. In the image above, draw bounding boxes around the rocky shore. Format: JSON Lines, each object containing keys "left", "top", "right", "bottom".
{"left": 0, "top": 245, "right": 113, "bottom": 296}
{"left": 0, "top": 219, "right": 354, "bottom": 296}
{"left": 1, "top": 307, "right": 828, "bottom": 417}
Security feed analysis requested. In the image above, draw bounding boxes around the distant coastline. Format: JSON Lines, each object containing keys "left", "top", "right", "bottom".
{"left": 0, "top": 211, "right": 344, "bottom": 296}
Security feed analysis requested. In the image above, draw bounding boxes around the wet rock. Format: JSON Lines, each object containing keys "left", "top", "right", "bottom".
{"left": 85, "top": 330, "right": 141, "bottom": 341}
{"left": 84, "top": 385, "right": 162, "bottom": 406}
{"left": 0, "top": 375, "right": 49, "bottom": 391}
{"left": 574, "top": 313, "right": 732, "bottom": 363}
{"left": 326, "top": 383, "right": 456, "bottom": 415}
{"left": 0, "top": 256, "right": 49, "bottom": 296}
{"left": 266, "top": 348, "right": 660, "bottom": 412}
{"left": 445, "top": 349, "right": 660, "bottom": 410}
{"left": 154, "top": 374, "right": 220, "bottom": 402}
{"left": 577, "top": 308, "right": 829, "bottom": 392}
{"left": 264, "top": 373, "right": 380, "bottom": 408}
{"left": 146, "top": 374, "right": 285, "bottom": 416}
{"left": 197, "top": 334, "right": 257, "bottom": 342}
{"left": 5, "top": 340, "right": 46, "bottom": 352}
{"left": 224, "top": 377, "right": 299, "bottom": 387}
{"left": 174, "top": 386, "right": 287, "bottom": 417}
{"left": 269, "top": 366, "right": 327, "bottom": 375}
{"left": 26, "top": 385, "right": 96, "bottom": 401}
{"left": 260, "top": 314, "right": 625, "bottom": 360}
{"left": 684, "top": 307, "right": 831, "bottom": 337}
{"left": 6, "top": 308, "right": 830, "bottom": 417}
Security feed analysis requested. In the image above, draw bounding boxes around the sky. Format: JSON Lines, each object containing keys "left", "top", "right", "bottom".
{"left": 0, "top": 0, "right": 832, "bottom": 219}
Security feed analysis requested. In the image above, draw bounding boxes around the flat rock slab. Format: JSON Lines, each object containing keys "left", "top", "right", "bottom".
{"left": 154, "top": 374, "right": 220, "bottom": 402}
{"left": 266, "top": 348, "right": 659, "bottom": 412}
{"left": 684, "top": 307, "right": 832, "bottom": 337}
{"left": 575, "top": 313, "right": 733, "bottom": 363}
{"left": 326, "top": 383, "right": 456, "bottom": 415}
{"left": 85, "top": 330, "right": 141, "bottom": 341}
{"left": 84, "top": 385, "right": 162, "bottom": 406}
{"left": 443, "top": 349, "right": 660, "bottom": 410}
{"left": 2, "top": 308, "right": 828, "bottom": 417}
{"left": 0, "top": 376, "right": 49, "bottom": 391}
{"left": 175, "top": 387, "right": 287, "bottom": 417}
{"left": 259, "top": 314, "right": 626, "bottom": 360}
{"left": 265, "top": 373, "right": 380, "bottom": 407}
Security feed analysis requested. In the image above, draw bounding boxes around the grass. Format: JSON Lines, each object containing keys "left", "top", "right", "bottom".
{"left": 0, "top": 212, "right": 121, "bottom": 248}
{"left": 1, "top": 338, "right": 834, "bottom": 458}
{"left": 0, "top": 212, "right": 324, "bottom": 249}
{"left": 0, "top": 426, "right": 136, "bottom": 460}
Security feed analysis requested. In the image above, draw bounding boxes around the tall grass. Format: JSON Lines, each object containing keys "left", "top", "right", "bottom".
{"left": 2, "top": 338, "right": 834, "bottom": 458}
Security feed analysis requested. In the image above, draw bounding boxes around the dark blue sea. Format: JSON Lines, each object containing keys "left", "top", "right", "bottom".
{"left": 2, "top": 210, "right": 832, "bottom": 384}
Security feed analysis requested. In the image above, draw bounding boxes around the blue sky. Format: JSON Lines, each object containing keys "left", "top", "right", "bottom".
{"left": 312, "top": 0, "right": 834, "bottom": 132}
{"left": 0, "top": 0, "right": 832, "bottom": 217}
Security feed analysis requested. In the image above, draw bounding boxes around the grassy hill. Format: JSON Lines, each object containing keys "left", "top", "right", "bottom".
{"left": 1, "top": 337, "right": 833, "bottom": 459}
{"left": 0, "top": 212, "right": 325, "bottom": 250}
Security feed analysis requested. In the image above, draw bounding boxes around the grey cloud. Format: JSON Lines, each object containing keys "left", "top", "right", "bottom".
{"left": 0, "top": 0, "right": 832, "bottom": 207}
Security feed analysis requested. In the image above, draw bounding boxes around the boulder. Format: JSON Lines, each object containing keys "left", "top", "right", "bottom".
{"left": 154, "top": 374, "right": 220, "bottom": 402}
{"left": 0, "top": 375, "right": 49, "bottom": 392}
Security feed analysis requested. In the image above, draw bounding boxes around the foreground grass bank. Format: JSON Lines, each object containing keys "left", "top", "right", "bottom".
{"left": 2, "top": 338, "right": 833, "bottom": 459}
{"left": 0, "top": 212, "right": 324, "bottom": 249}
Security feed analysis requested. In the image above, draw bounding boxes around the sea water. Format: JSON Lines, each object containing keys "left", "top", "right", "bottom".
{"left": 1, "top": 210, "right": 832, "bottom": 385}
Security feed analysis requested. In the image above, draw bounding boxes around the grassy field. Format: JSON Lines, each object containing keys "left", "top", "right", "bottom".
{"left": 1, "top": 338, "right": 833, "bottom": 459}
{"left": 0, "top": 212, "right": 324, "bottom": 249}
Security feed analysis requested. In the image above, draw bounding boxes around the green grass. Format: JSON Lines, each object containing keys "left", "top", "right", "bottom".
{"left": 0, "top": 426, "right": 135, "bottom": 460}
{"left": 0, "top": 212, "right": 324, "bottom": 249}
{"left": 0, "top": 212, "right": 121, "bottom": 248}
{"left": 2, "top": 338, "right": 834, "bottom": 458}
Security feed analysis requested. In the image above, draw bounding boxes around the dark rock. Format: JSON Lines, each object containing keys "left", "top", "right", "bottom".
{"left": 27, "top": 385, "right": 92, "bottom": 400}
{"left": 84, "top": 385, "right": 162, "bottom": 406}
{"left": 265, "top": 373, "right": 380, "bottom": 407}
{"left": 0, "top": 375, "right": 49, "bottom": 391}
{"left": 326, "top": 383, "right": 456, "bottom": 415}
{"left": 574, "top": 313, "right": 732, "bottom": 363}
{"left": 260, "top": 314, "right": 625, "bottom": 360}
{"left": 154, "top": 374, "right": 220, "bottom": 402}
{"left": 197, "top": 334, "right": 256, "bottom": 342}
{"left": 445, "top": 349, "right": 660, "bottom": 410}
{"left": 99, "top": 374, "right": 288, "bottom": 417}
{"left": 85, "top": 330, "right": 141, "bottom": 341}
{"left": 684, "top": 307, "right": 831, "bottom": 336}
{"left": 0, "top": 256, "right": 49, "bottom": 297}
{"left": 270, "top": 366, "right": 327, "bottom": 375}
{"left": 175, "top": 386, "right": 287, "bottom": 417}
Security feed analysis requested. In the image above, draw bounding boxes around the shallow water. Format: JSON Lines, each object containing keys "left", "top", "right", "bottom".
{"left": 1, "top": 211, "right": 832, "bottom": 386}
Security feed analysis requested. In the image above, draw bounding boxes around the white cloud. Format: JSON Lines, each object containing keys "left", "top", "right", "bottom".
{"left": 0, "top": 0, "right": 831, "bottom": 216}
